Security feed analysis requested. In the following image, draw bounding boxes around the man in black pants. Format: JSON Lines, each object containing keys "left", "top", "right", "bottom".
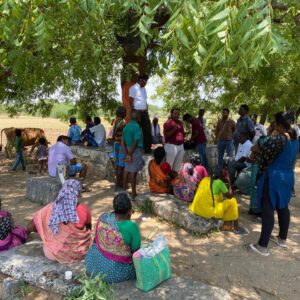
{"left": 129, "top": 74, "right": 152, "bottom": 154}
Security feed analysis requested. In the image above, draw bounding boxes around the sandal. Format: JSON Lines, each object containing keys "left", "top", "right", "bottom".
{"left": 244, "top": 243, "right": 270, "bottom": 257}
{"left": 270, "top": 235, "right": 288, "bottom": 249}
{"left": 233, "top": 227, "right": 248, "bottom": 235}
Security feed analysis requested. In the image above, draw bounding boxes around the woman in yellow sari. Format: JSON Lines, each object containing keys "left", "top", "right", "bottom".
{"left": 148, "top": 147, "right": 172, "bottom": 194}
{"left": 190, "top": 171, "right": 246, "bottom": 234}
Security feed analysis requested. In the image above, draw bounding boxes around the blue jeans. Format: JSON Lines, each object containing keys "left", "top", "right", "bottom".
{"left": 217, "top": 140, "right": 233, "bottom": 169}
{"left": 83, "top": 133, "right": 98, "bottom": 147}
{"left": 12, "top": 151, "right": 25, "bottom": 170}
{"left": 197, "top": 143, "right": 209, "bottom": 171}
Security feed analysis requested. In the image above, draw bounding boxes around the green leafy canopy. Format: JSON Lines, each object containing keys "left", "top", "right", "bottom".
{"left": 0, "top": 0, "right": 299, "bottom": 117}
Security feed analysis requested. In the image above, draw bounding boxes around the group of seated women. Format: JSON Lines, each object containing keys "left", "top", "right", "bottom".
{"left": 1, "top": 179, "right": 139, "bottom": 284}
{"left": 148, "top": 146, "right": 245, "bottom": 234}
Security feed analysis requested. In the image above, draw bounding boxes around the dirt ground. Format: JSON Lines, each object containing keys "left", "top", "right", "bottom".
{"left": 1, "top": 116, "right": 300, "bottom": 300}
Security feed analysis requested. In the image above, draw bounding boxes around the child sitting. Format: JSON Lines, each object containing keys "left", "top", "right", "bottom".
{"left": 36, "top": 137, "right": 48, "bottom": 175}
{"left": 68, "top": 117, "right": 82, "bottom": 145}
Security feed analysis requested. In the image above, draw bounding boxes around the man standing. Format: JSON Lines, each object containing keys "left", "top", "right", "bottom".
{"left": 233, "top": 104, "right": 255, "bottom": 151}
{"left": 215, "top": 108, "right": 236, "bottom": 170}
{"left": 129, "top": 74, "right": 152, "bottom": 153}
{"left": 198, "top": 108, "right": 206, "bottom": 129}
{"left": 251, "top": 114, "right": 267, "bottom": 144}
{"left": 48, "top": 135, "right": 87, "bottom": 179}
{"left": 163, "top": 108, "right": 185, "bottom": 172}
{"left": 227, "top": 132, "right": 252, "bottom": 185}
{"left": 122, "top": 110, "right": 145, "bottom": 201}
{"left": 183, "top": 113, "right": 208, "bottom": 170}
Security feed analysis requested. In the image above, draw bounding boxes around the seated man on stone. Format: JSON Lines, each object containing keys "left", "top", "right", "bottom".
{"left": 48, "top": 135, "right": 87, "bottom": 179}
{"left": 84, "top": 117, "right": 106, "bottom": 147}
{"left": 226, "top": 132, "right": 252, "bottom": 184}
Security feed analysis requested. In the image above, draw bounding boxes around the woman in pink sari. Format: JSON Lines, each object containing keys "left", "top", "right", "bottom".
{"left": 27, "top": 179, "right": 92, "bottom": 264}
{"left": 0, "top": 200, "right": 28, "bottom": 252}
{"left": 85, "top": 193, "right": 141, "bottom": 283}
{"left": 173, "top": 153, "right": 208, "bottom": 202}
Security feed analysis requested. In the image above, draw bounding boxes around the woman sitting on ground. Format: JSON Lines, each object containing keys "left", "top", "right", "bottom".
{"left": 173, "top": 153, "right": 208, "bottom": 202}
{"left": 85, "top": 193, "right": 141, "bottom": 283}
{"left": 190, "top": 170, "right": 246, "bottom": 234}
{"left": 27, "top": 179, "right": 92, "bottom": 264}
{"left": 148, "top": 146, "right": 173, "bottom": 194}
{"left": 0, "top": 199, "right": 28, "bottom": 252}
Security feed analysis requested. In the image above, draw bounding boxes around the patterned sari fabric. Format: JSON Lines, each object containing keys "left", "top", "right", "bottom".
{"left": 85, "top": 212, "right": 136, "bottom": 283}
{"left": 173, "top": 163, "right": 208, "bottom": 202}
{"left": 0, "top": 211, "right": 28, "bottom": 252}
{"left": 33, "top": 203, "right": 91, "bottom": 264}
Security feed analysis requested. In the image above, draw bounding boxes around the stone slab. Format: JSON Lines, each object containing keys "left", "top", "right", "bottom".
{"left": 136, "top": 193, "right": 221, "bottom": 234}
{"left": 71, "top": 145, "right": 153, "bottom": 182}
{"left": 0, "top": 242, "right": 237, "bottom": 299}
{"left": 115, "top": 277, "right": 237, "bottom": 300}
{"left": 0, "top": 241, "right": 83, "bottom": 296}
{"left": 26, "top": 177, "right": 61, "bottom": 205}
{"left": 71, "top": 145, "right": 218, "bottom": 182}
{"left": 3, "top": 277, "right": 21, "bottom": 299}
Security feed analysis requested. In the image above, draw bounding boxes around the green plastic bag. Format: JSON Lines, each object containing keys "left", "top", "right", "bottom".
{"left": 133, "top": 246, "right": 172, "bottom": 292}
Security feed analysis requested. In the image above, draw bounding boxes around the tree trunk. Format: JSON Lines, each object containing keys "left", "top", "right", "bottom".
{"left": 259, "top": 110, "right": 268, "bottom": 125}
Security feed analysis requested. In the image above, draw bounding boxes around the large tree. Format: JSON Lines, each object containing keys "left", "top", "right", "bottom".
{"left": 0, "top": 0, "right": 299, "bottom": 117}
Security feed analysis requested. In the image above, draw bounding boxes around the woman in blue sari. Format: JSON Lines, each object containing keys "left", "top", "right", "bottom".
{"left": 246, "top": 112, "right": 299, "bottom": 256}
{"left": 85, "top": 193, "right": 141, "bottom": 283}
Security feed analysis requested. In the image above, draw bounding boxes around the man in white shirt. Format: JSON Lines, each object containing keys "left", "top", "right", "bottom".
{"left": 129, "top": 74, "right": 152, "bottom": 153}
{"left": 89, "top": 117, "right": 106, "bottom": 147}
{"left": 227, "top": 132, "right": 253, "bottom": 184}
{"left": 151, "top": 117, "right": 162, "bottom": 144}
{"left": 251, "top": 114, "right": 267, "bottom": 144}
{"left": 48, "top": 135, "right": 87, "bottom": 178}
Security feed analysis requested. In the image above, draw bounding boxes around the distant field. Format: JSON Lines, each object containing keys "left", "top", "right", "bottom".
{"left": 0, "top": 114, "right": 168, "bottom": 146}
{"left": 0, "top": 114, "right": 112, "bottom": 145}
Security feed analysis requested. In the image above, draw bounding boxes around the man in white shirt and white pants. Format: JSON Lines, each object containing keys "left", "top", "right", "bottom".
{"left": 227, "top": 132, "right": 253, "bottom": 184}
{"left": 129, "top": 74, "right": 152, "bottom": 153}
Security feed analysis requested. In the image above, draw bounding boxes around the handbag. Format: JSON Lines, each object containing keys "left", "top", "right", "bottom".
{"left": 133, "top": 235, "right": 172, "bottom": 292}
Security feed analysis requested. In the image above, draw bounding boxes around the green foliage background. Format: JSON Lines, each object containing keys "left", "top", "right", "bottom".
{"left": 0, "top": 0, "right": 299, "bottom": 120}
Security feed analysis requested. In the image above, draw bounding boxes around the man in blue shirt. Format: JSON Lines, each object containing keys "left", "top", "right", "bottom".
{"left": 233, "top": 105, "right": 255, "bottom": 152}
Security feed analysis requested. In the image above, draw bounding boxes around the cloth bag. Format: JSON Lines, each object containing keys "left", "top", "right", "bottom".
{"left": 234, "top": 166, "right": 252, "bottom": 195}
{"left": 133, "top": 235, "right": 172, "bottom": 292}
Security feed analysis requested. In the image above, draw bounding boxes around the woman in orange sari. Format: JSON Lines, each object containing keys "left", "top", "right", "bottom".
{"left": 148, "top": 147, "right": 172, "bottom": 194}
{"left": 27, "top": 179, "right": 92, "bottom": 264}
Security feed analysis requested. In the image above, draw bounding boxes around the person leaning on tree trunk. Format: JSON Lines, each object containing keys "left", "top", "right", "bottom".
{"left": 128, "top": 74, "right": 152, "bottom": 154}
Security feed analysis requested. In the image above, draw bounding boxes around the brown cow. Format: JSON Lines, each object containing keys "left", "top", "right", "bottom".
{"left": 0, "top": 127, "right": 47, "bottom": 158}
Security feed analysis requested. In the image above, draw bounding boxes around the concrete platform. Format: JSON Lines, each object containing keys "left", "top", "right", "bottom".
{"left": 0, "top": 242, "right": 238, "bottom": 299}
{"left": 26, "top": 176, "right": 61, "bottom": 205}
{"left": 136, "top": 193, "right": 221, "bottom": 234}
